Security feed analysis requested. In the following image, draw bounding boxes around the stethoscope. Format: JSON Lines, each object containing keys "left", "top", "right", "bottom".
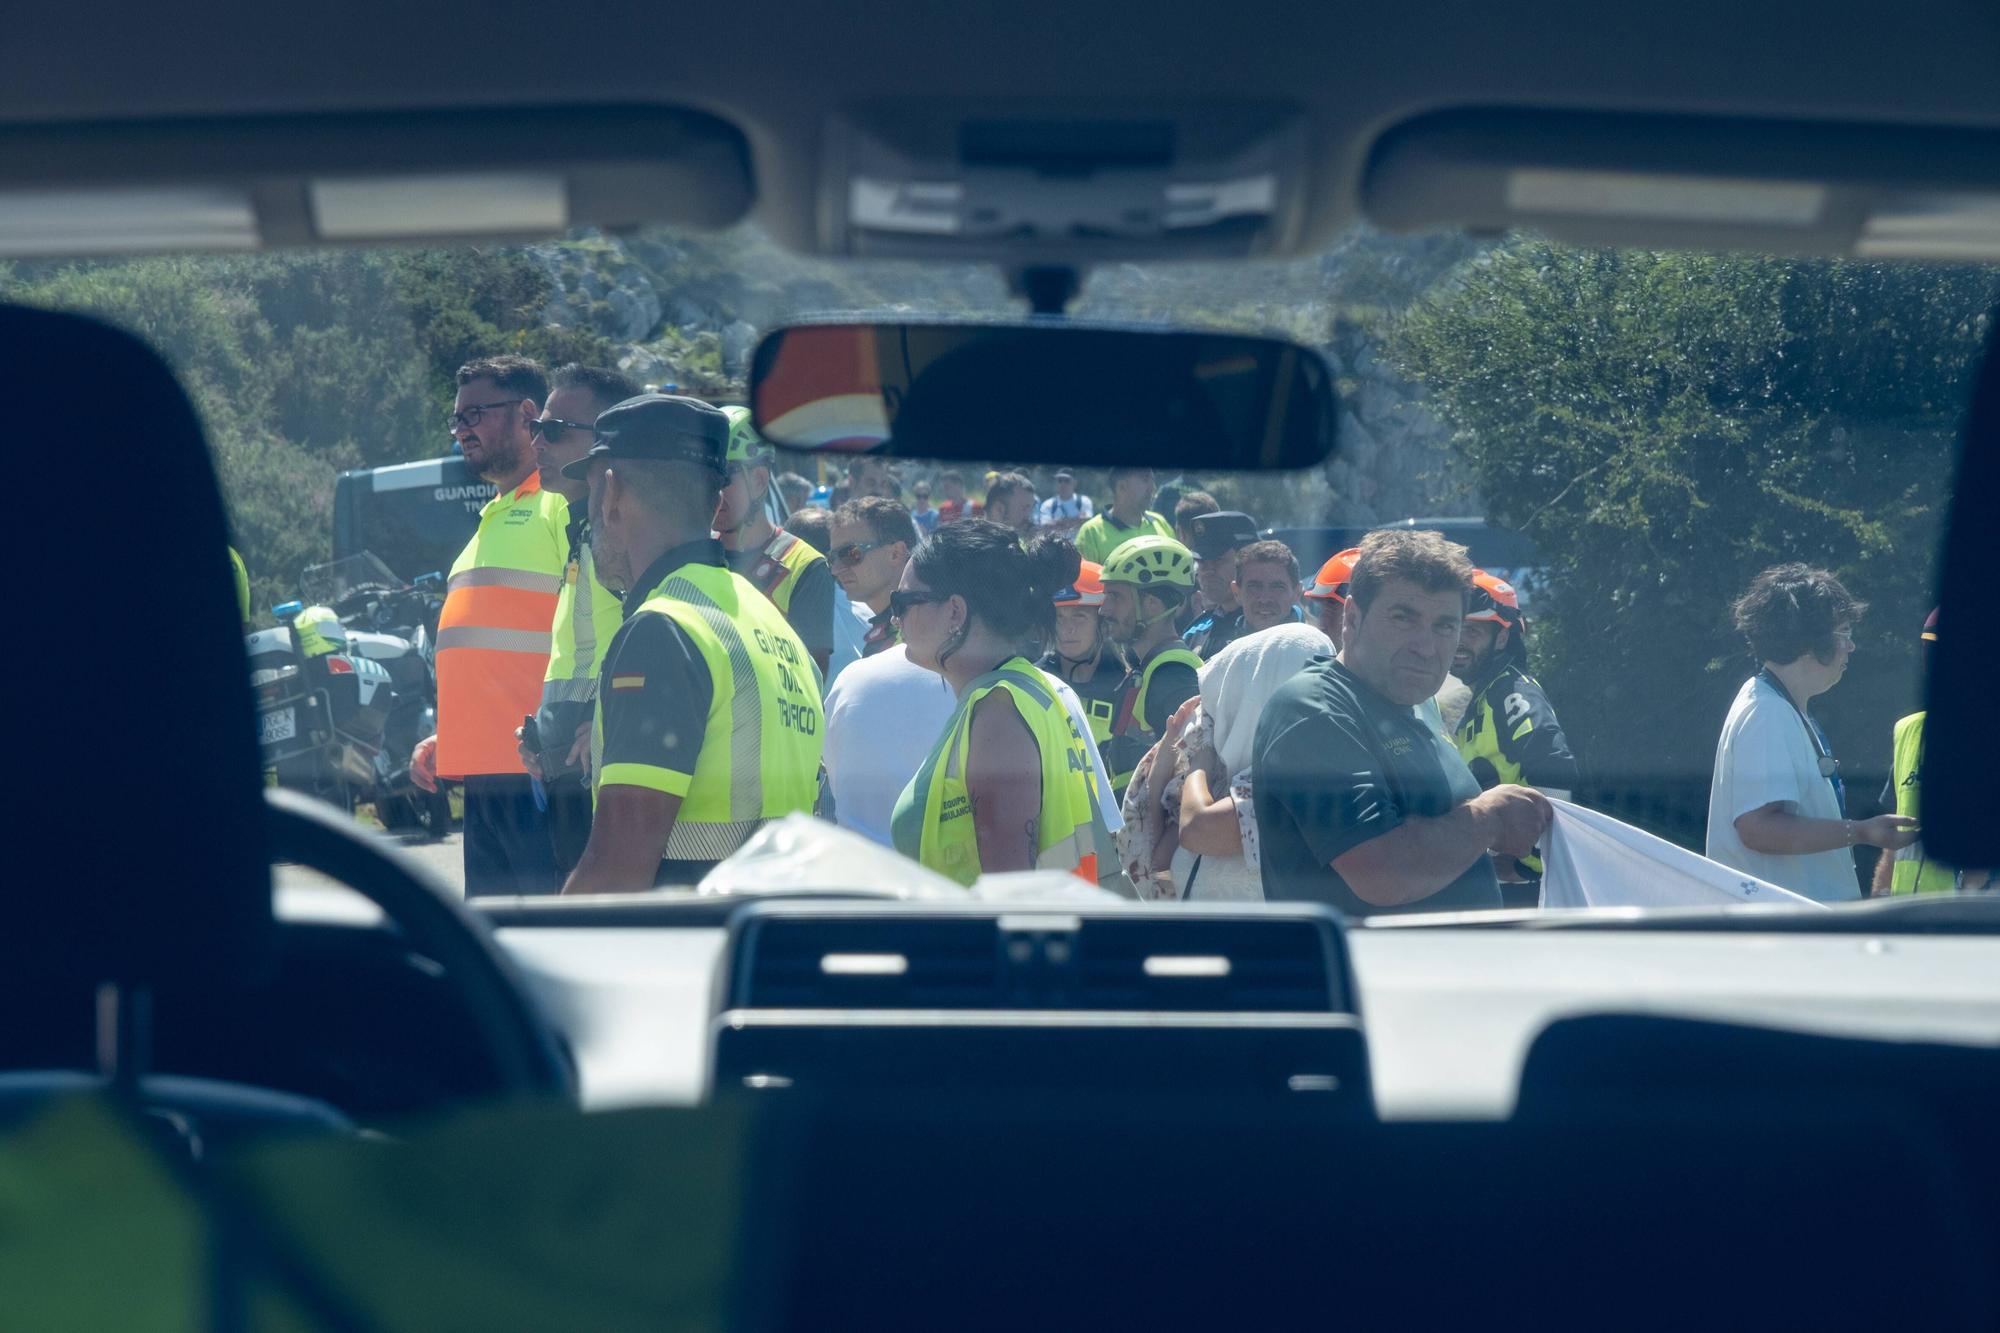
{"left": 1758, "top": 669, "right": 1846, "bottom": 814}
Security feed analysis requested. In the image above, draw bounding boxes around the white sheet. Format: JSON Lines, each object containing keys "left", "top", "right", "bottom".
{"left": 1541, "top": 799, "right": 1826, "bottom": 910}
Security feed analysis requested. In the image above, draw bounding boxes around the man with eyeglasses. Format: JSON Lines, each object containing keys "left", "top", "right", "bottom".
{"left": 503, "top": 363, "right": 642, "bottom": 875}
{"left": 712, "top": 408, "right": 835, "bottom": 678}
{"left": 410, "top": 354, "right": 569, "bottom": 895}
{"left": 829, "top": 496, "right": 919, "bottom": 660}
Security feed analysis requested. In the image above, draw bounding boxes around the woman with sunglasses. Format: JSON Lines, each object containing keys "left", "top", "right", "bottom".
{"left": 889, "top": 521, "right": 1103, "bottom": 886}
{"left": 1706, "top": 563, "right": 1917, "bottom": 900}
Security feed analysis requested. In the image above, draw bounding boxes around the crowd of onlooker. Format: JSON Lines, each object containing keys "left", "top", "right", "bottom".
{"left": 411, "top": 358, "right": 1978, "bottom": 908}
{"left": 790, "top": 454, "right": 1979, "bottom": 908}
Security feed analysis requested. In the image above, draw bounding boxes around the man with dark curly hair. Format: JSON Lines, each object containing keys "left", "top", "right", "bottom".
{"left": 1705, "top": 563, "right": 1917, "bottom": 901}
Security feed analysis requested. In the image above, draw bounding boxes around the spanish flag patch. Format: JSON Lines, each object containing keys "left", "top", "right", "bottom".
{"left": 611, "top": 675, "right": 647, "bottom": 690}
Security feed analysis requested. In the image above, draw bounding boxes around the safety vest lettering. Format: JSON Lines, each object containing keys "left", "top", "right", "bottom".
{"left": 777, "top": 697, "right": 820, "bottom": 735}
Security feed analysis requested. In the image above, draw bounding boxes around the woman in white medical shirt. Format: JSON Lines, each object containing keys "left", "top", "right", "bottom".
{"left": 1706, "top": 564, "right": 1917, "bottom": 900}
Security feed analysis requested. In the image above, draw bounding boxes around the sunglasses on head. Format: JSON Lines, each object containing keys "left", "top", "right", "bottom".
{"left": 889, "top": 589, "right": 949, "bottom": 621}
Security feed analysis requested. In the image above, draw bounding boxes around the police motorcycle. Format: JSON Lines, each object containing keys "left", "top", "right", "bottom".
{"left": 246, "top": 552, "right": 452, "bottom": 835}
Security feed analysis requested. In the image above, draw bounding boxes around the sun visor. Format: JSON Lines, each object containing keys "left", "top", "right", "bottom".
{"left": 0, "top": 106, "right": 752, "bottom": 257}
{"left": 1363, "top": 109, "right": 2000, "bottom": 261}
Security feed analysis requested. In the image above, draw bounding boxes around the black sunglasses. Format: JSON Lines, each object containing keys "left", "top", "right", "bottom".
{"left": 531, "top": 415, "right": 595, "bottom": 443}
{"left": 888, "top": 589, "right": 949, "bottom": 621}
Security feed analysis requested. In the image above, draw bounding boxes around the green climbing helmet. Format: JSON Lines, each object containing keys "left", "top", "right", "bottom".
{"left": 1099, "top": 535, "right": 1197, "bottom": 592}
{"left": 721, "top": 405, "right": 770, "bottom": 466}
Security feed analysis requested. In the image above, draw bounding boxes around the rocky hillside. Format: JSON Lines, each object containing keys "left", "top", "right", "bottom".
{"left": 515, "top": 222, "right": 1488, "bottom": 525}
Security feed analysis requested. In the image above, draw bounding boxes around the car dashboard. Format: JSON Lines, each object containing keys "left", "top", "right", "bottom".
{"left": 484, "top": 909, "right": 2000, "bottom": 1117}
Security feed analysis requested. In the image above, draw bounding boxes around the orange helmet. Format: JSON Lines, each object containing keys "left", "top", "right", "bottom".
{"left": 1053, "top": 560, "right": 1106, "bottom": 608}
{"left": 1305, "top": 547, "right": 1362, "bottom": 602}
{"left": 1464, "top": 570, "right": 1522, "bottom": 626}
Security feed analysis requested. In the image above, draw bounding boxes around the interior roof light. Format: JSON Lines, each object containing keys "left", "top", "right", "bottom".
{"left": 310, "top": 172, "right": 568, "bottom": 240}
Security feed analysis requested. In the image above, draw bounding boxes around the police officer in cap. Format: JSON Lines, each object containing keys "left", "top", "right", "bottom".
{"left": 560, "top": 395, "right": 824, "bottom": 893}
{"left": 1180, "top": 511, "right": 1261, "bottom": 659}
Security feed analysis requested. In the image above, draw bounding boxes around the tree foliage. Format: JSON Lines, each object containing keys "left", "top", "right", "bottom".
{"left": 1389, "top": 240, "right": 1996, "bottom": 842}
{"left": 0, "top": 247, "right": 612, "bottom": 615}
{"left": 4, "top": 226, "right": 1991, "bottom": 855}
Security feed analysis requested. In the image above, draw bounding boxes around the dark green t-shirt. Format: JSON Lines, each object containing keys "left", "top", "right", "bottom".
{"left": 1252, "top": 656, "right": 1501, "bottom": 916}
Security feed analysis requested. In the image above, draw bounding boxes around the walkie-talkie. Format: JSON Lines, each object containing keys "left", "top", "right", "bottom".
{"left": 522, "top": 714, "right": 549, "bottom": 811}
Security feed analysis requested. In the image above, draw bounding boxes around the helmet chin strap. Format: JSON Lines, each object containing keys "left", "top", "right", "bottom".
{"left": 1129, "top": 601, "right": 1177, "bottom": 636}
{"left": 1057, "top": 628, "right": 1103, "bottom": 667}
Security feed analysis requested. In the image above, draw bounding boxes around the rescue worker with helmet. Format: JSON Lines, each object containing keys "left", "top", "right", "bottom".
{"left": 1098, "top": 535, "right": 1204, "bottom": 803}
{"left": 412, "top": 355, "right": 569, "bottom": 896}
{"left": 713, "top": 406, "right": 836, "bottom": 678}
{"left": 1451, "top": 569, "right": 1576, "bottom": 897}
{"left": 1871, "top": 609, "right": 1991, "bottom": 896}
{"left": 889, "top": 521, "right": 1101, "bottom": 886}
{"left": 1303, "top": 547, "right": 1362, "bottom": 646}
{"left": 560, "top": 394, "right": 824, "bottom": 893}
{"left": 1037, "top": 558, "right": 1127, "bottom": 751}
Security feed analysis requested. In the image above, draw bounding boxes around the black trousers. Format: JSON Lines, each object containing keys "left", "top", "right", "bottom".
{"left": 543, "top": 772, "right": 595, "bottom": 874}
{"left": 461, "top": 774, "right": 563, "bottom": 896}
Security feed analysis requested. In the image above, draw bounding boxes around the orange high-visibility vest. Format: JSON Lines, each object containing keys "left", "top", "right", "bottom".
{"left": 435, "top": 474, "right": 567, "bottom": 779}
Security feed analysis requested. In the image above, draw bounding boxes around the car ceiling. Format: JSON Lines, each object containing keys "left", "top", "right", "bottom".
{"left": 6, "top": 0, "right": 2000, "bottom": 260}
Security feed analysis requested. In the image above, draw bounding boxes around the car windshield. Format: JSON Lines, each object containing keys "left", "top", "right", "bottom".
{"left": 11, "top": 221, "right": 1992, "bottom": 911}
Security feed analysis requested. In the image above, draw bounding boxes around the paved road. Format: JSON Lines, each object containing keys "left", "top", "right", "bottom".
{"left": 380, "top": 828, "right": 467, "bottom": 895}
{"left": 274, "top": 825, "right": 468, "bottom": 900}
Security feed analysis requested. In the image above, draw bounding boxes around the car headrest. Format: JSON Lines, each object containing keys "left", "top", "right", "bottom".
{"left": 6, "top": 304, "right": 274, "bottom": 988}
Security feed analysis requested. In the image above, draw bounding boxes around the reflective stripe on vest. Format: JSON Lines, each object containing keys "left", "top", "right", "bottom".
{"left": 1453, "top": 671, "right": 1550, "bottom": 874}
{"left": 601, "top": 561, "right": 824, "bottom": 863}
{"left": 435, "top": 474, "right": 566, "bottom": 778}
{"left": 1889, "top": 711, "right": 1955, "bottom": 895}
{"left": 541, "top": 529, "right": 624, "bottom": 711}
{"left": 891, "top": 658, "right": 1098, "bottom": 887}
{"left": 437, "top": 625, "right": 554, "bottom": 654}
{"left": 1454, "top": 680, "right": 1523, "bottom": 788}
{"left": 746, "top": 530, "right": 818, "bottom": 614}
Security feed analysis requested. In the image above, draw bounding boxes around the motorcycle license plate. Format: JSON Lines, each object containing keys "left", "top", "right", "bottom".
{"left": 259, "top": 707, "right": 298, "bottom": 746}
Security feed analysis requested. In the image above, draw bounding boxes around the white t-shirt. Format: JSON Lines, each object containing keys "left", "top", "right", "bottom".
{"left": 1036, "top": 493, "right": 1094, "bottom": 525}
{"left": 822, "top": 645, "right": 958, "bottom": 846}
{"left": 825, "top": 596, "right": 874, "bottom": 691}
{"left": 823, "top": 648, "right": 1126, "bottom": 849}
{"left": 1705, "top": 674, "right": 1859, "bottom": 902}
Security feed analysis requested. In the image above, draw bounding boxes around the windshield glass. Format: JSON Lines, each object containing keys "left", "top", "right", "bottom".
{"left": 10, "top": 222, "right": 1991, "bottom": 910}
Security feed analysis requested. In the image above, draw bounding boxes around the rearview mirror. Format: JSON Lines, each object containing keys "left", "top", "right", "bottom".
{"left": 748, "top": 320, "right": 1336, "bottom": 471}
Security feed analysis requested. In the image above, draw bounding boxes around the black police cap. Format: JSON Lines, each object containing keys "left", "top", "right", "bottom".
{"left": 559, "top": 393, "right": 730, "bottom": 480}
{"left": 1185, "top": 511, "right": 1259, "bottom": 558}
